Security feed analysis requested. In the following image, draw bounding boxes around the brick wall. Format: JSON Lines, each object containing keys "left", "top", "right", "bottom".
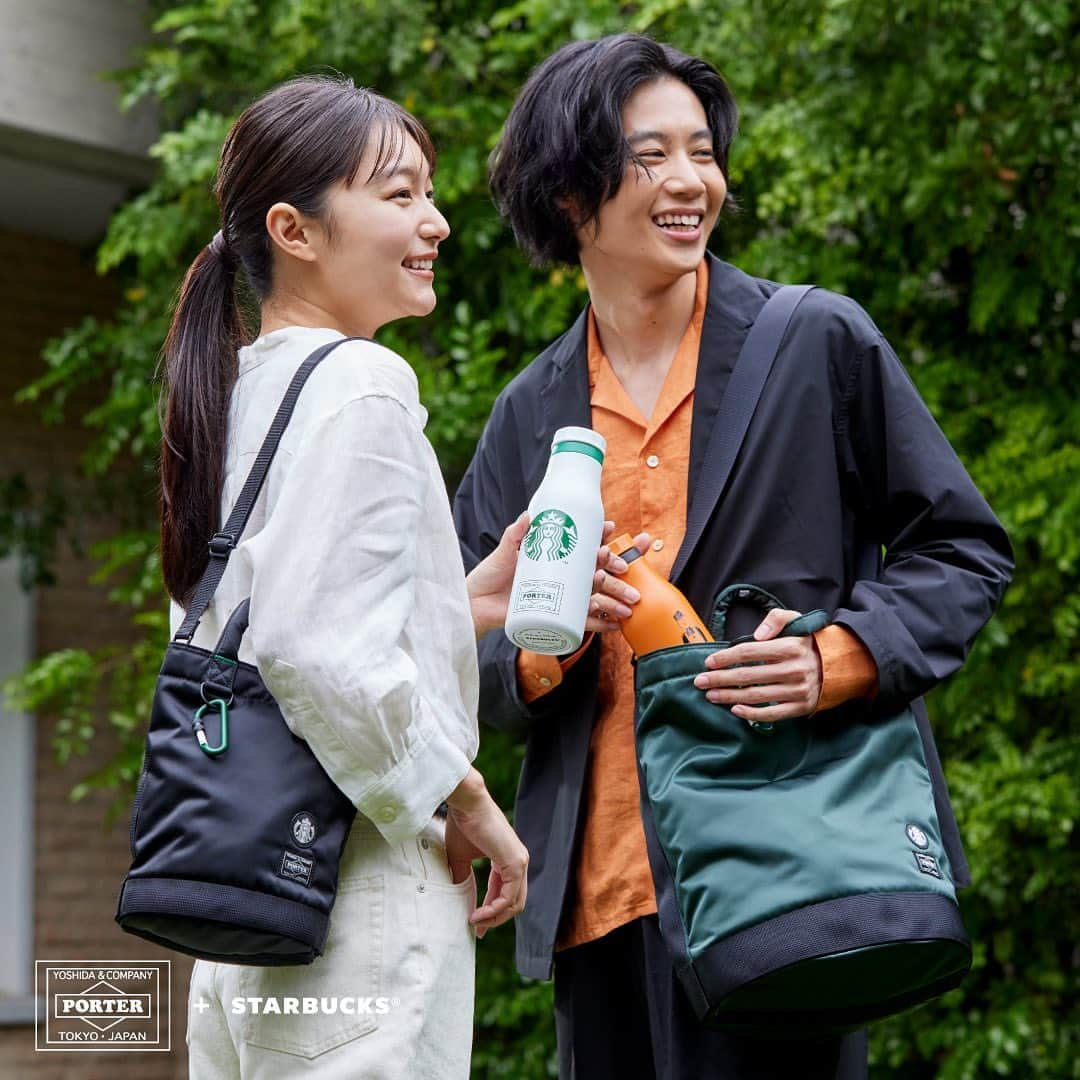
{"left": 0, "top": 226, "right": 190, "bottom": 1078}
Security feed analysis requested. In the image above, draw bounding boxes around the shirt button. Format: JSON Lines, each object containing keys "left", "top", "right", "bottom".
{"left": 420, "top": 839, "right": 430, "bottom": 849}
{"left": 538, "top": 676, "right": 552, "bottom": 687}
{"left": 646, "top": 454, "right": 660, "bottom": 468}
{"left": 417, "top": 882, "right": 426, "bottom": 893}
{"left": 377, "top": 805, "right": 397, "bottom": 823}
{"left": 652, "top": 539, "right": 665, "bottom": 552}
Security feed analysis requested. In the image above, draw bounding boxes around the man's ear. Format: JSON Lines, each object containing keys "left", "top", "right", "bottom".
{"left": 265, "top": 202, "right": 320, "bottom": 263}
{"left": 556, "top": 195, "right": 582, "bottom": 231}
{"left": 558, "top": 196, "right": 600, "bottom": 258}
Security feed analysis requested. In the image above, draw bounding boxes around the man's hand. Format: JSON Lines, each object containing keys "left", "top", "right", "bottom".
{"left": 693, "top": 608, "right": 822, "bottom": 722}
{"left": 584, "top": 524, "right": 650, "bottom": 634}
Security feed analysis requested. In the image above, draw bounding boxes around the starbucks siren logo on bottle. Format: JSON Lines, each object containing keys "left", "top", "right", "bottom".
{"left": 523, "top": 510, "right": 578, "bottom": 562}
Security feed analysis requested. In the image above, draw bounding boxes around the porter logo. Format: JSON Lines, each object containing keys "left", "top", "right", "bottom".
{"left": 280, "top": 849, "right": 315, "bottom": 886}
{"left": 291, "top": 811, "right": 317, "bottom": 847}
{"left": 513, "top": 580, "right": 565, "bottom": 615}
{"left": 35, "top": 961, "right": 170, "bottom": 1051}
{"left": 914, "top": 852, "right": 942, "bottom": 879}
{"left": 523, "top": 510, "right": 578, "bottom": 562}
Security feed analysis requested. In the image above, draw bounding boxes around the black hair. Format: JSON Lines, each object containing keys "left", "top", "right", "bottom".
{"left": 489, "top": 33, "right": 738, "bottom": 266}
{"left": 160, "top": 74, "right": 435, "bottom": 606}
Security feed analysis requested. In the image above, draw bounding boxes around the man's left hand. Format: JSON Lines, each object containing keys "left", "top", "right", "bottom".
{"left": 693, "top": 608, "right": 822, "bottom": 722}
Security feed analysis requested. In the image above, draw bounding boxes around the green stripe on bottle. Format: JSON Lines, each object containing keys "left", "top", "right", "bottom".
{"left": 552, "top": 440, "right": 604, "bottom": 463}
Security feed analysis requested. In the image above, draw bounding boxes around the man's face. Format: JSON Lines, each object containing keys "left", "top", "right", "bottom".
{"left": 576, "top": 77, "right": 727, "bottom": 285}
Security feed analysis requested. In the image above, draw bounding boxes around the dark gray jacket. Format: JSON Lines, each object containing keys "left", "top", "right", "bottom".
{"left": 453, "top": 254, "right": 1013, "bottom": 981}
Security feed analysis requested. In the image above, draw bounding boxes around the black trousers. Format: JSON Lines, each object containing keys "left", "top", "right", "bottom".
{"left": 554, "top": 915, "right": 869, "bottom": 1080}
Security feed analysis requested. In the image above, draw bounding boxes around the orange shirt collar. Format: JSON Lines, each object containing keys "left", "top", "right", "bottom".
{"left": 587, "top": 260, "right": 708, "bottom": 437}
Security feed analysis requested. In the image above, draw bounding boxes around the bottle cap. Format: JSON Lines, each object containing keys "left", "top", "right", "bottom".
{"left": 609, "top": 532, "right": 644, "bottom": 564}
{"left": 551, "top": 426, "right": 606, "bottom": 460}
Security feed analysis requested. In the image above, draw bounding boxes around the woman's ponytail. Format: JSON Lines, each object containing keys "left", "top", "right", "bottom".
{"left": 159, "top": 232, "right": 247, "bottom": 606}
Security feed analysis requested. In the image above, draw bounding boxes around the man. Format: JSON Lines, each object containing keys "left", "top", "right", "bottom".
{"left": 453, "top": 33, "right": 1013, "bottom": 1079}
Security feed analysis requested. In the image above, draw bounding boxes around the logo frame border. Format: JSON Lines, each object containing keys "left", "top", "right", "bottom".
{"left": 34, "top": 960, "right": 172, "bottom": 1052}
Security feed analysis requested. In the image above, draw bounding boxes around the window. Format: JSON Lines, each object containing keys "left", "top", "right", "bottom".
{"left": 0, "top": 555, "right": 35, "bottom": 1007}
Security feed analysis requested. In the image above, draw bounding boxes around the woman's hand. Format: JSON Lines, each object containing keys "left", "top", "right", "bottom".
{"left": 693, "top": 608, "right": 822, "bottom": 722}
{"left": 444, "top": 768, "right": 528, "bottom": 939}
{"left": 465, "top": 511, "right": 531, "bottom": 640}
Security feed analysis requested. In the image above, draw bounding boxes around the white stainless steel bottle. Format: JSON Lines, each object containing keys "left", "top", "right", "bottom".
{"left": 504, "top": 426, "right": 606, "bottom": 654}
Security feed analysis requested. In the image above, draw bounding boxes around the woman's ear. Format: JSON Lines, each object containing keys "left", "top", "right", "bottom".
{"left": 265, "top": 202, "right": 320, "bottom": 263}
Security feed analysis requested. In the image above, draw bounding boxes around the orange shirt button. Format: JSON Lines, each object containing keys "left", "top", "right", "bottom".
{"left": 646, "top": 454, "right": 660, "bottom": 468}
{"left": 652, "top": 539, "right": 664, "bottom": 552}
{"left": 538, "top": 676, "right": 552, "bottom": 687}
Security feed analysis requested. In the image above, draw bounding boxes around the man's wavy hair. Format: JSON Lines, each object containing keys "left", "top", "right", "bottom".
{"left": 489, "top": 33, "right": 738, "bottom": 267}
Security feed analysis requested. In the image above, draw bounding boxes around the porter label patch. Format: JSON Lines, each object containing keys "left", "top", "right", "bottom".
{"left": 279, "top": 849, "right": 314, "bottom": 886}
{"left": 914, "top": 852, "right": 942, "bottom": 878}
{"left": 513, "top": 580, "right": 565, "bottom": 615}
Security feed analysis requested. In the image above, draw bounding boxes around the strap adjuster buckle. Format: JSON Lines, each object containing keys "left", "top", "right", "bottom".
{"left": 208, "top": 532, "right": 235, "bottom": 558}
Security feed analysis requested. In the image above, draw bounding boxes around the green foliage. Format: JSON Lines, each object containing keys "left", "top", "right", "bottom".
{"left": 0, "top": 472, "right": 73, "bottom": 588}
{"left": 2, "top": 0, "right": 1075, "bottom": 1075}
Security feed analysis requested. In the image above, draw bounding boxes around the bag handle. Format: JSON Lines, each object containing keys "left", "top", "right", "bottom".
{"left": 710, "top": 582, "right": 829, "bottom": 641}
{"left": 174, "top": 336, "right": 368, "bottom": 643}
{"left": 212, "top": 597, "right": 250, "bottom": 661}
{"left": 708, "top": 583, "right": 829, "bottom": 734}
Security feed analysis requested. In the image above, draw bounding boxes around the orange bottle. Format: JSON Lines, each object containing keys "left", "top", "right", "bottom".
{"left": 609, "top": 533, "right": 713, "bottom": 655}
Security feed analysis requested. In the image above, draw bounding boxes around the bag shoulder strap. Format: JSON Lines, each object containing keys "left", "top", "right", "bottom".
{"left": 174, "top": 335, "right": 368, "bottom": 642}
{"left": 671, "top": 284, "right": 815, "bottom": 583}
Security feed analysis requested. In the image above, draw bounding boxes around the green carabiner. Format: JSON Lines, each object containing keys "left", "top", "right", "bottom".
{"left": 193, "top": 699, "right": 229, "bottom": 756}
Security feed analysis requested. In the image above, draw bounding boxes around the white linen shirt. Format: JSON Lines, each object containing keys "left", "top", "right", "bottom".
{"left": 167, "top": 326, "right": 479, "bottom": 846}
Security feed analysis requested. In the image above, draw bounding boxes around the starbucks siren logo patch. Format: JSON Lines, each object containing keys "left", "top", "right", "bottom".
{"left": 523, "top": 510, "right": 578, "bottom": 562}
{"left": 291, "top": 811, "right": 317, "bottom": 847}
{"left": 905, "top": 823, "right": 930, "bottom": 850}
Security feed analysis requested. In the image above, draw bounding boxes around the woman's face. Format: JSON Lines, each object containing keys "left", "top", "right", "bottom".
{"left": 304, "top": 130, "right": 450, "bottom": 335}
{"left": 576, "top": 78, "right": 727, "bottom": 288}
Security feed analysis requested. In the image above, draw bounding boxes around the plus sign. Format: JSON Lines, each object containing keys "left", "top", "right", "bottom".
{"left": 192, "top": 998, "right": 211, "bottom": 1014}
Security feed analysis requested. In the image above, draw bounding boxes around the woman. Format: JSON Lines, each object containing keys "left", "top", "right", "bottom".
{"left": 158, "top": 74, "right": 604, "bottom": 1079}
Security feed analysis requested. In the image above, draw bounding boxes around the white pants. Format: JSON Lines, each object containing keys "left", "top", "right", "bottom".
{"left": 186, "top": 814, "right": 476, "bottom": 1079}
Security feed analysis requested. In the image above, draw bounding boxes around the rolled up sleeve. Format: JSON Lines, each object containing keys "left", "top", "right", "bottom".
{"left": 831, "top": 328, "right": 1013, "bottom": 710}
{"left": 244, "top": 392, "right": 472, "bottom": 845}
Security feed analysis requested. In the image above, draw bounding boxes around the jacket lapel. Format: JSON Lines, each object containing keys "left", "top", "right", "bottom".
{"left": 533, "top": 308, "right": 592, "bottom": 494}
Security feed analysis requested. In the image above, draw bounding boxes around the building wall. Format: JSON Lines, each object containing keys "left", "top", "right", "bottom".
{"left": 0, "top": 0, "right": 155, "bottom": 155}
{"left": 0, "top": 0, "right": 155, "bottom": 245}
{"left": 0, "top": 226, "right": 189, "bottom": 1078}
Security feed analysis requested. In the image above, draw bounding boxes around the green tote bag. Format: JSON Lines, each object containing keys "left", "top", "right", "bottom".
{"left": 633, "top": 582, "right": 971, "bottom": 1036}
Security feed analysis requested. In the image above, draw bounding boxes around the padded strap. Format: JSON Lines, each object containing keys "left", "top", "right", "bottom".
{"left": 671, "top": 285, "right": 815, "bottom": 583}
{"left": 174, "top": 336, "right": 369, "bottom": 642}
{"left": 780, "top": 610, "right": 829, "bottom": 637}
{"left": 710, "top": 584, "right": 829, "bottom": 642}
{"left": 211, "top": 598, "right": 250, "bottom": 661}
{"left": 710, "top": 583, "right": 785, "bottom": 640}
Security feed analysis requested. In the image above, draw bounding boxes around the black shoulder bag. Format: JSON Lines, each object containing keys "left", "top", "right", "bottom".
{"left": 116, "top": 338, "right": 364, "bottom": 965}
